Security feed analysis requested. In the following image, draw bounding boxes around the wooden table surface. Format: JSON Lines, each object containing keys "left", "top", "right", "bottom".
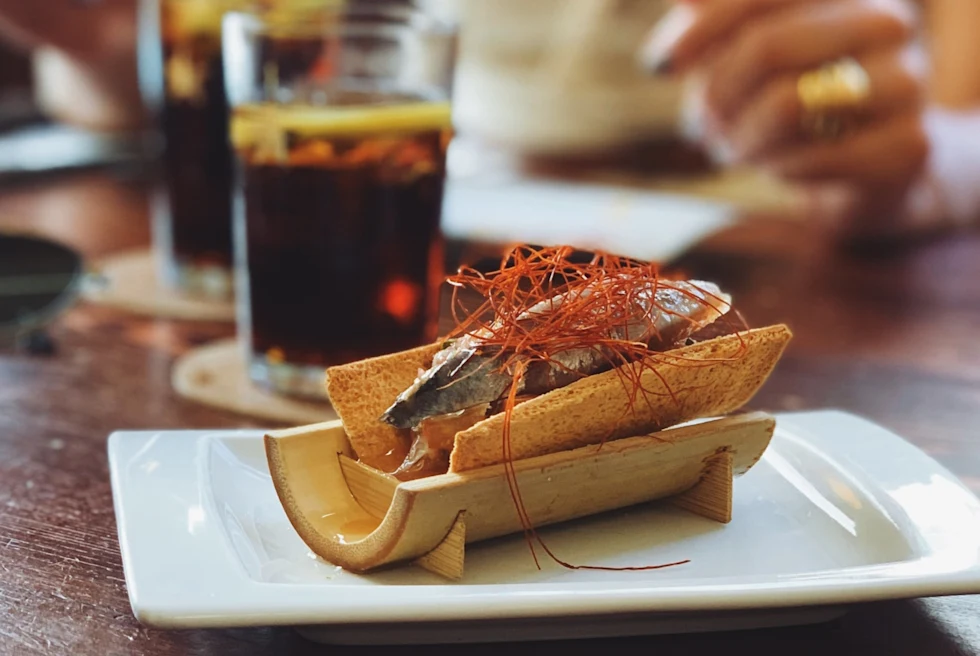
{"left": 2, "top": 171, "right": 980, "bottom": 655}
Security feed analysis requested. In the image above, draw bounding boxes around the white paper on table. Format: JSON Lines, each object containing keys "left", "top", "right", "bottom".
{"left": 441, "top": 175, "right": 736, "bottom": 264}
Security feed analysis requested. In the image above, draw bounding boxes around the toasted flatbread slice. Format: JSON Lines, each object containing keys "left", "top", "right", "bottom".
{"left": 325, "top": 324, "right": 792, "bottom": 473}
{"left": 325, "top": 342, "right": 442, "bottom": 471}
{"left": 449, "top": 324, "right": 792, "bottom": 471}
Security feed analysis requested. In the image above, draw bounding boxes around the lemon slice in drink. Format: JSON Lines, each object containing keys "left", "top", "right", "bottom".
{"left": 231, "top": 101, "right": 452, "bottom": 154}
{"left": 165, "top": 0, "right": 231, "bottom": 37}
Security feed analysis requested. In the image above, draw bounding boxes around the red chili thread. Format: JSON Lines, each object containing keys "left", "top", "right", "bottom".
{"left": 445, "top": 245, "right": 748, "bottom": 571}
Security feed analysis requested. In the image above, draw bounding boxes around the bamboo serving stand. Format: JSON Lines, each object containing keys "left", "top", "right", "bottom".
{"left": 265, "top": 411, "right": 775, "bottom": 580}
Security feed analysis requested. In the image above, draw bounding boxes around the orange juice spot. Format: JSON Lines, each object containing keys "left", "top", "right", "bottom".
{"left": 392, "top": 142, "right": 430, "bottom": 167}
{"left": 289, "top": 139, "right": 336, "bottom": 166}
{"left": 829, "top": 478, "right": 863, "bottom": 510}
{"left": 378, "top": 278, "right": 421, "bottom": 325}
{"left": 439, "top": 128, "right": 454, "bottom": 152}
{"left": 310, "top": 56, "right": 335, "bottom": 83}
{"left": 265, "top": 347, "right": 286, "bottom": 364}
{"left": 165, "top": 52, "right": 206, "bottom": 103}
{"left": 336, "top": 516, "right": 381, "bottom": 544}
{"left": 344, "top": 139, "right": 396, "bottom": 166}
{"left": 411, "top": 160, "right": 437, "bottom": 177}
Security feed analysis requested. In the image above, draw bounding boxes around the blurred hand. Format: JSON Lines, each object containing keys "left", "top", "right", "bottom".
{"left": 0, "top": 0, "right": 137, "bottom": 59}
{"left": 641, "top": 0, "right": 930, "bottom": 238}
{"left": 0, "top": 0, "right": 143, "bottom": 131}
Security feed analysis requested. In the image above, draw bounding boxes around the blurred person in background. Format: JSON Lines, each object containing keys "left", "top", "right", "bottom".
{"left": 0, "top": 0, "right": 144, "bottom": 131}
{"left": 2, "top": 0, "right": 980, "bottom": 244}
{"left": 640, "top": 0, "right": 980, "bottom": 242}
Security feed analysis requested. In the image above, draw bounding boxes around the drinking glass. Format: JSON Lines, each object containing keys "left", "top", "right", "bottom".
{"left": 223, "top": 2, "right": 456, "bottom": 398}
{"left": 139, "top": 0, "right": 244, "bottom": 298}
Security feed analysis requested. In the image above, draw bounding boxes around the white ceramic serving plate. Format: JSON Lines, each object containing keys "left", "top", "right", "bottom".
{"left": 109, "top": 410, "right": 980, "bottom": 644}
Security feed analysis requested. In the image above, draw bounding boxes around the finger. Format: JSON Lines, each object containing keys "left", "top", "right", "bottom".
{"left": 763, "top": 111, "right": 928, "bottom": 187}
{"left": 0, "top": 1, "right": 136, "bottom": 57}
{"left": 641, "top": 0, "right": 816, "bottom": 73}
{"left": 729, "top": 47, "right": 925, "bottom": 161}
{"left": 704, "top": 0, "right": 914, "bottom": 121}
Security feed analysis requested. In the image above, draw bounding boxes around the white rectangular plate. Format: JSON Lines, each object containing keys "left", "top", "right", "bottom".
{"left": 109, "top": 410, "right": 980, "bottom": 644}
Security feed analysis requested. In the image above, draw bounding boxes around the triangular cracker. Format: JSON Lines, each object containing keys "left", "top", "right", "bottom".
{"left": 449, "top": 325, "right": 792, "bottom": 471}
{"left": 326, "top": 325, "right": 792, "bottom": 474}
{"left": 325, "top": 342, "right": 442, "bottom": 471}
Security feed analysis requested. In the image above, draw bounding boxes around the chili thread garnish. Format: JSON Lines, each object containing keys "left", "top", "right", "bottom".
{"left": 444, "top": 245, "right": 748, "bottom": 571}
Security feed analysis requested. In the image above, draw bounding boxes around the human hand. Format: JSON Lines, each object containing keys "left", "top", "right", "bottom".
{"left": 0, "top": 0, "right": 143, "bottom": 131}
{"left": 641, "top": 0, "right": 930, "bottom": 238}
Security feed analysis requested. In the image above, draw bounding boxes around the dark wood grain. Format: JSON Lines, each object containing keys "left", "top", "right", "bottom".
{"left": 2, "top": 171, "right": 980, "bottom": 655}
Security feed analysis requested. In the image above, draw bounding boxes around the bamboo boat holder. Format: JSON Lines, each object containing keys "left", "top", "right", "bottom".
{"left": 265, "top": 411, "right": 775, "bottom": 580}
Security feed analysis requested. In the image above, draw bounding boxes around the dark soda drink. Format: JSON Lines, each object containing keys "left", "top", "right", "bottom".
{"left": 230, "top": 94, "right": 451, "bottom": 397}
{"left": 155, "top": 0, "right": 236, "bottom": 296}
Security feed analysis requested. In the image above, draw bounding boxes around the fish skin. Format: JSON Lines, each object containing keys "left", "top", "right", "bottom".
{"left": 381, "top": 348, "right": 513, "bottom": 429}
{"left": 380, "top": 280, "right": 731, "bottom": 429}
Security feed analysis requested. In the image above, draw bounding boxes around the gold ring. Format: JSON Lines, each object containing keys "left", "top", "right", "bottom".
{"left": 797, "top": 57, "right": 871, "bottom": 140}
